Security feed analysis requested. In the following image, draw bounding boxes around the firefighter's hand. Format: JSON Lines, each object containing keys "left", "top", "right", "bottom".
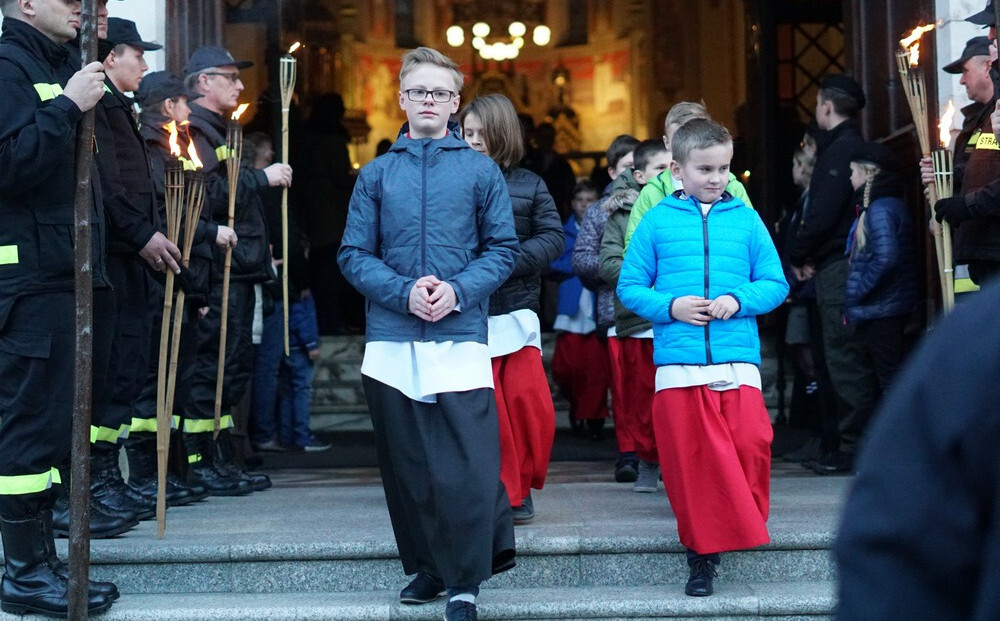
{"left": 264, "top": 163, "right": 293, "bottom": 188}
{"left": 140, "top": 232, "right": 182, "bottom": 274}
{"left": 63, "top": 62, "right": 106, "bottom": 112}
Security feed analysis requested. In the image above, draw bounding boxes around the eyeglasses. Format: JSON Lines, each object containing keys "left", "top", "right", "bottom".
{"left": 404, "top": 89, "right": 455, "bottom": 103}
{"left": 205, "top": 72, "right": 241, "bottom": 84}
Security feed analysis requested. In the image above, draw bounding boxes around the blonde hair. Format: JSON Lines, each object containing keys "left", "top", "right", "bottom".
{"left": 664, "top": 101, "right": 710, "bottom": 134}
{"left": 792, "top": 147, "right": 815, "bottom": 189}
{"left": 460, "top": 94, "right": 524, "bottom": 170}
{"left": 399, "top": 47, "right": 464, "bottom": 93}
{"left": 852, "top": 162, "right": 880, "bottom": 252}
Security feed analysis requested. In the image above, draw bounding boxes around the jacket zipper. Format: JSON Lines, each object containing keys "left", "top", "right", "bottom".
{"left": 702, "top": 205, "right": 712, "bottom": 365}
{"left": 420, "top": 142, "right": 428, "bottom": 341}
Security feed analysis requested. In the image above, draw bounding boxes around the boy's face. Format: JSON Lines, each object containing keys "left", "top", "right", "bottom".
{"left": 633, "top": 151, "right": 671, "bottom": 186}
{"left": 399, "top": 63, "right": 460, "bottom": 140}
{"left": 608, "top": 150, "right": 634, "bottom": 181}
{"left": 670, "top": 142, "right": 733, "bottom": 204}
{"left": 106, "top": 44, "right": 148, "bottom": 93}
{"left": 571, "top": 190, "right": 598, "bottom": 219}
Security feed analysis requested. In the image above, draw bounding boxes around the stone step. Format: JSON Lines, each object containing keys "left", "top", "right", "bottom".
{"left": 21, "top": 582, "right": 833, "bottom": 620}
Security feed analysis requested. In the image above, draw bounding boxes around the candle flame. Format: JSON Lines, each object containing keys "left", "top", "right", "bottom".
{"left": 164, "top": 120, "right": 181, "bottom": 158}
{"left": 186, "top": 140, "right": 203, "bottom": 170}
{"left": 231, "top": 103, "right": 249, "bottom": 121}
{"left": 939, "top": 99, "right": 956, "bottom": 148}
{"left": 287, "top": 42, "right": 301, "bottom": 54}
{"left": 900, "top": 24, "right": 935, "bottom": 66}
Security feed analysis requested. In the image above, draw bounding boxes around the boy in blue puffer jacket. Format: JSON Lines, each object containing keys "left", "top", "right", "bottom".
{"left": 617, "top": 119, "right": 788, "bottom": 598}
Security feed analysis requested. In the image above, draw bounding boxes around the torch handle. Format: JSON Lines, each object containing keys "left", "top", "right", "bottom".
{"left": 155, "top": 271, "right": 175, "bottom": 538}
{"left": 282, "top": 107, "right": 290, "bottom": 357}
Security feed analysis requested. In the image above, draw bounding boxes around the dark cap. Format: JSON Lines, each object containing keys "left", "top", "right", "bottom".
{"left": 850, "top": 141, "right": 898, "bottom": 173}
{"left": 106, "top": 18, "right": 162, "bottom": 51}
{"left": 134, "top": 71, "right": 200, "bottom": 107}
{"left": 183, "top": 46, "right": 253, "bottom": 77}
{"left": 944, "top": 36, "right": 992, "bottom": 73}
{"left": 966, "top": 0, "right": 996, "bottom": 26}
{"left": 820, "top": 73, "right": 866, "bottom": 109}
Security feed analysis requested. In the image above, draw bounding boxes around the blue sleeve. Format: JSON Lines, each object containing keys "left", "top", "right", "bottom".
{"left": 548, "top": 220, "right": 576, "bottom": 278}
{"left": 336, "top": 165, "right": 416, "bottom": 314}
{"left": 616, "top": 213, "right": 676, "bottom": 324}
{"left": 297, "top": 295, "right": 320, "bottom": 350}
{"left": 853, "top": 204, "right": 901, "bottom": 302}
{"left": 448, "top": 165, "right": 518, "bottom": 307}
{"left": 729, "top": 212, "right": 789, "bottom": 317}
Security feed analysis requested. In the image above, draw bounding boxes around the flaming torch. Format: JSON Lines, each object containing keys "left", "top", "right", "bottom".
{"left": 279, "top": 42, "right": 300, "bottom": 356}
{"left": 156, "top": 121, "right": 185, "bottom": 535}
{"left": 215, "top": 104, "right": 248, "bottom": 437}
{"left": 932, "top": 100, "right": 957, "bottom": 312}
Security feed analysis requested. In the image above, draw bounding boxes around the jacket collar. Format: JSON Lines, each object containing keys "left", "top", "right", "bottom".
{"left": 1, "top": 18, "right": 68, "bottom": 70}
{"left": 390, "top": 121, "right": 470, "bottom": 155}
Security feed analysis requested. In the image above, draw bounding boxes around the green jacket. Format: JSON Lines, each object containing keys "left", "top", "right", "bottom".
{"left": 623, "top": 170, "right": 753, "bottom": 254}
{"left": 598, "top": 171, "right": 651, "bottom": 337}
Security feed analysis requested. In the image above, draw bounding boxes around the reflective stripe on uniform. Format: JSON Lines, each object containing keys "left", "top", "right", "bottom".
{"left": 0, "top": 467, "right": 61, "bottom": 495}
{"left": 0, "top": 245, "right": 17, "bottom": 265}
{"left": 955, "top": 277, "right": 981, "bottom": 294}
{"left": 215, "top": 145, "right": 230, "bottom": 162}
{"left": 90, "top": 423, "right": 130, "bottom": 444}
{"left": 33, "top": 83, "right": 63, "bottom": 101}
{"left": 179, "top": 157, "right": 197, "bottom": 171}
{"left": 188, "top": 453, "right": 202, "bottom": 464}
{"left": 974, "top": 132, "right": 1000, "bottom": 151}
{"left": 131, "top": 416, "right": 182, "bottom": 432}
{"left": 182, "top": 414, "right": 234, "bottom": 434}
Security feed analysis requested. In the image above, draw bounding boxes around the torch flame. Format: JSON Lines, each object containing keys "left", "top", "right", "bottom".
{"left": 186, "top": 140, "right": 203, "bottom": 170}
{"left": 900, "top": 24, "right": 935, "bottom": 66}
{"left": 287, "top": 42, "right": 301, "bottom": 54}
{"left": 231, "top": 103, "right": 249, "bottom": 121}
{"left": 939, "top": 99, "right": 956, "bottom": 148}
{"left": 164, "top": 120, "right": 181, "bottom": 158}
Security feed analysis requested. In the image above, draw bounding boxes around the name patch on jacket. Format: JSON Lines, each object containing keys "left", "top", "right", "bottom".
{"left": 0, "top": 245, "right": 18, "bottom": 265}
{"left": 974, "top": 131, "right": 1000, "bottom": 151}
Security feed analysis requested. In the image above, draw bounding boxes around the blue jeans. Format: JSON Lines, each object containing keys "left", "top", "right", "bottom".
{"left": 249, "top": 301, "right": 284, "bottom": 445}
{"left": 279, "top": 348, "right": 315, "bottom": 448}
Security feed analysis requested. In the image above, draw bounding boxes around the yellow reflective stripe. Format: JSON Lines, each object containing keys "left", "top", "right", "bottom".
{"left": 188, "top": 453, "right": 202, "bottom": 464}
{"left": 33, "top": 83, "right": 64, "bottom": 101}
{"left": 90, "top": 424, "right": 129, "bottom": 443}
{"left": 215, "top": 145, "right": 230, "bottom": 162}
{"left": 975, "top": 132, "right": 1000, "bottom": 150}
{"left": 179, "top": 157, "right": 197, "bottom": 171}
{"left": 955, "top": 277, "right": 981, "bottom": 293}
{"left": 0, "top": 468, "right": 61, "bottom": 495}
{"left": 172, "top": 415, "right": 180, "bottom": 430}
{"left": 0, "top": 245, "right": 17, "bottom": 265}
{"left": 968, "top": 131, "right": 981, "bottom": 146}
{"left": 130, "top": 417, "right": 157, "bottom": 433}
{"left": 103, "top": 83, "right": 112, "bottom": 94}
{"left": 182, "top": 415, "right": 234, "bottom": 434}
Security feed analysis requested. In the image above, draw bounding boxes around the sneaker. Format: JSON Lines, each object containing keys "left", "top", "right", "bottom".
{"left": 254, "top": 440, "right": 286, "bottom": 453}
{"left": 614, "top": 455, "right": 639, "bottom": 483}
{"left": 634, "top": 459, "right": 659, "bottom": 493}
{"left": 685, "top": 557, "right": 718, "bottom": 596}
{"left": 399, "top": 572, "right": 445, "bottom": 605}
{"left": 782, "top": 437, "right": 821, "bottom": 463}
{"left": 808, "top": 450, "right": 854, "bottom": 475}
{"left": 303, "top": 438, "right": 332, "bottom": 452}
{"left": 512, "top": 493, "right": 535, "bottom": 524}
{"left": 444, "top": 599, "right": 477, "bottom": 621}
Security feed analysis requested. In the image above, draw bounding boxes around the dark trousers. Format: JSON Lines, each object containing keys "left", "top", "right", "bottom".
{"left": 93, "top": 253, "right": 152, "bottom": 442}
{"left": 184, "top": 280, "right": 255, "bottom": 426}
{"left": 362, "top": 376, "right": 516, "bottom": 587}
{"left": 814, "top": 258, "right": 879, "bottom": 452}
{"left": 857, "top": 314, "right": 911, "bottom": 396}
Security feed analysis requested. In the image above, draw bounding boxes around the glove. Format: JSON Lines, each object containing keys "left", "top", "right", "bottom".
{"left": 934, "top": 195, "right": 974, "bottom": 224}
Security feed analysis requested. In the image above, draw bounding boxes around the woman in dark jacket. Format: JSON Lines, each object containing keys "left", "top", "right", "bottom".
{"left": 844, "top": 142, "right": 918, "bottom": 394}
{"left": 461, "top": 94, "right": 564, "bottom": 523}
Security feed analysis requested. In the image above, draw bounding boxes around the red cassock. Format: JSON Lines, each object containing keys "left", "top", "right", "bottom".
{"left": 551, "top": 332, "right": 610, "bottom": 421}
{"left": 615, "top": 337, "right": 657, "bottom": 461}
{"left": 493, "top": 347, "right": 556, "bottom": 506}
{"left": 652, "top": 385, "right": 772, "bottom": 554}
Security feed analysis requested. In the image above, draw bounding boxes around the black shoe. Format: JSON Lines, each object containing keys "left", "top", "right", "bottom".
{"left": 444, "top": 599, "right": 478, "bottom": 621}
{"left": 213, "top": 429, "right": 272, "bottom": 491}
{"left": 51, "top": 493, "right": 137, "bottom": 539}
{"left": 399, "top": 572, "right": 445, "bottom": 604}
{"left": 182, "top": 432, "right": 252, "bottom": 497}
{"left": 808, "top": 450, "right": 854, "bottom": 475}
{"left": 782, "top": 437, "right": 821, "bottom": 463}
{"left": 512, "top": 494, "right": 535, "bottom": 524}
{"left": 125, "top": 435, "right": 207, "bottom": 506}
{"left": 685, "top": 557, "right": 718, "bottom": 596}
{"left": 91, "top": 446, "right": 156, "bottom": 521}
{"left": 39, "top": 510, "right": 120, "bottom": 602}
{"left": 614, "top": 454, "right": 639, "bottom": 483}
{"left": 0, "top": 514, "right": 114, "bottom": 617}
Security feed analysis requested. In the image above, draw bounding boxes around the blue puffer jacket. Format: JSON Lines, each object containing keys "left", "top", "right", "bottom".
{"left": 617, "top": 192, "right": 788, "bottom": 366}
{"left": 337, "top": 129, "right": 517, "bottom": 343}
{"left": 844, "top": 191, "right": 918, "bottom": 323}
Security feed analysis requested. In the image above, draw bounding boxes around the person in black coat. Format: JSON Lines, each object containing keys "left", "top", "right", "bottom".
{"left": 461, "top": 94, "right": 564, "bottom": 524}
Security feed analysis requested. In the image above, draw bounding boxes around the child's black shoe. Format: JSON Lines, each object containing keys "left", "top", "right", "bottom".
{"left": 684, "top": 557, "right": 718, "bottom": 596}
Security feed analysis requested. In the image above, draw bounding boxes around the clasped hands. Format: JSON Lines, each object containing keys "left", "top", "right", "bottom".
{"left": 671, "top": 294, "right": 739, "bottom": 326}
{"left": 408, "top": 275, "right": 457, "bottom": 322}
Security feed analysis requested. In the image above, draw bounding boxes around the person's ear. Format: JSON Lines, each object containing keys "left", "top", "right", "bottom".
{"left": 633, "top": 169, "right": 645, "bottom": 184}
{"left": 670, "top": 160, "right": 683, "bottom": 178}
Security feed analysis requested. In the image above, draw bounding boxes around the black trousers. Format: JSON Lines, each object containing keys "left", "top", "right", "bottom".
{"left": 362, "top": 376, "right": 516, "bottom": 587}
{"left": 184, "top": 280, "right": 254, "bottom": 428}
{"left": 857, "top": 314, "right": 911, "bottom": 396}
{"left": 92, "top": 253, "right": 152, "bottom": 443}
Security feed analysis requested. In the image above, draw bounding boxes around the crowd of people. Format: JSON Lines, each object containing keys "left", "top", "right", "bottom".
{"left": 3, "top": 0, "right": 1000, "bottom": 619}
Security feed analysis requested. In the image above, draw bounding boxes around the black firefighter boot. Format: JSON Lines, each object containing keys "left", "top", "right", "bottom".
{"left": 90, "top": 442, "right": 155, "bottom": 521}
{"left": 213, "top": 428, "right": 271, "bottom": 491}
{"left": 39, "top": 509, "right": 119, "bottom": 602}
{"left": 124, "top": 434, "right": 205, "bottom": 506}
{"left": 182, "top": 432, "right": 251, "bottom": 497}
{"left": 51, "top": 473, "right": 138, "bottom": 539}
{"left": 1, "top": 513, "right": 114, "bottom": 617}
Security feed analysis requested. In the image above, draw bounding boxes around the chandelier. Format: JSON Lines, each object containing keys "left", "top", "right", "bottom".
{"left": 445, "top": 0, "right": 551, "bottom": 61}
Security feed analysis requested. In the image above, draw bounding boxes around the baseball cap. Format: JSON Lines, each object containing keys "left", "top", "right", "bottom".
{"left": 134, "top": 71, "right": 200, "bottom": 107}
{"left": 944, "top": 36, "right": 992, "bottom": 74}
{"left": 966, "top": 0, "right": 996, "bottom": 26}
{"left": 820, "top": 74, "right": 866, "bottom": 109}
{"left": 106, "top": 18, "right": 162, "bottom": 51}
{"left": 183, "top": 46, "right": 253, "bottom": 77}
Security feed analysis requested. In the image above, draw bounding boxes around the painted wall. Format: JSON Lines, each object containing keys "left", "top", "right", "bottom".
{"left": 107, "top": 0, "right": 167, "bottom": 72}
{"left": 936, "top": 0, "right": 990, "bottom": 141}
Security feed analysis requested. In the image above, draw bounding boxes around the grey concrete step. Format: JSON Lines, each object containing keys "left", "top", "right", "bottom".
{"left": 25, "top": 582, "right": 834, "bottom": 620}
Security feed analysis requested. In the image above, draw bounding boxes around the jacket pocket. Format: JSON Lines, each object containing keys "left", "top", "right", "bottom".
{"left": 34, "top": 208, "right": 76, "bottom": 282}
{"left": 0, "top": 331, "right": 53, "bottom": 414}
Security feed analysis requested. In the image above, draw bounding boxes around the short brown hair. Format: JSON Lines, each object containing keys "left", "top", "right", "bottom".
{"left": 459, "top": 94, "right": 524, "bottom": 169}
{"left": 664, "top": 101, "right": 709, "bottom": 134}
{"left": 671, "top": 118, "right": 732, "bottom": 165}
{"left": 399, "top": 47, "right": 464, "bottom": 93}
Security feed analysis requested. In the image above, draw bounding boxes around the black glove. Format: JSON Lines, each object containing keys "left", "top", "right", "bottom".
{"left": 934, "top": 195, "right": 974, "bottom": 224}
